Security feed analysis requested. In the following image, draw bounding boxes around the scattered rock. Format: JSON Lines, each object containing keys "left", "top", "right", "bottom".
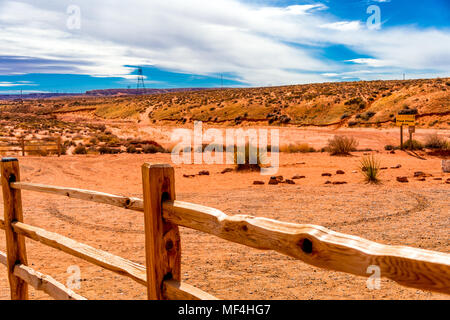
{"left": 442, "top": 160, "right": 450, "bottom": 173}
{"left": 333, "top": 181, "right": 348, "bottom": 185}
{"left": 414, "top": 171, "right": 425, "bottom": 177}
{"left": 292, "top": 175, "right": 306, "bottom": 180}
{"left": 352, "top": 170, "right": 358, "bottom": 173}
{"left": 198, "top": 170, "right": 210, "bottom": 176}
{"left": 416, "top": 178, "right": 426, "bottom": 182}
{"left": 324, "top": 181, "right": 332, "bottom": 184}
{"left": 390, "top": 150, "right": 396, "bottom": 154}
{"left": 322, "top": 173, "right": 332, "bottom": 177}
{"left": 391, "top": 164, "right": 402, "bottom": 169}
{"left": 446, "top": 178, "right": 450, "bottom": 184}
{"left": 221, "top": 168, "right": 233, "bottom": 174}
{"left": 253, "top": 181, "right": 265, "bottom": 185}
{"left": 433, "top": 178, "right": 442, "bottom": 181}
{"left": 268, "top": 177, "right": 279, "bottom": 185}
{"left": 183, "top": 174, "right": 195, "bottom": 178}
{"left": 336, "top": 170, "right": 345, "bottom": 175}
{"left": 285, "top": 179, "right": 296, "bottom": 185}
{"left": 396, "top": 176, "right": 409, "bottom": 183}
{"left": 380, "top": 167, "right": 388, "bottom": 170}
{"left": 275, "top": 176, "right": 284, "bottom": 182}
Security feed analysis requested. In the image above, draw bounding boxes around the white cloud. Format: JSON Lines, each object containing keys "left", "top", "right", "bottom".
{"left": 0, "top": 0, "right": 448, "bottom": 85}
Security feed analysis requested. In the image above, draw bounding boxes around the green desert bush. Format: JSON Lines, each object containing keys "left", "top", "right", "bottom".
{"left": 360, "top": 155, "right": 381, "bottom": 184}
{"left": 327, "top": 135, "right": 358, "bottom": 156}
{"left": 74, "top": 144, "right": 87, "bottom": 155}
{"left": 402, "top": 139, "right": 423, "bottom": 150}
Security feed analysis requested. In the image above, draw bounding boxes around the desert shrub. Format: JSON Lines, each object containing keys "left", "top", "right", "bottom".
{"left": 99, "top": 147, "right": 120, "bottom": 154}
{"left": 360, "top": 155, "right": 381, "bottom": 184}
{"left": 74, "top": 144, "right": 87, "bottom": 155}
{"left": 233, "top": 144, "right": 262, "bottom": 172}
{"left": 402, "top": 139, "right": 423, "bottom": 150}
{"left": 384, "top": 144, "right": 397, "bottom": 151}
{"left": 280, "top": 143, "right": 316, "bottom": 153}
{"left": 360, "top": 111, "right": 376, "bottom": 121}
{"left": 398, "top": 107, "right": 418, "bottom": 115}
{"left": 327, "top": 135, "right": 358, "bottom": 156}
{"left": 143, "top": 144, "right": 166, "bottom": 154}
{"left": 424, "top": 134, "right": 447, "bottom": 149}
{"left": 126, "top": 145, "right": 138, "bottom": 153}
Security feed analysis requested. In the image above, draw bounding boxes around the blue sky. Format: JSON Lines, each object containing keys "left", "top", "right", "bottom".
{"left": 0, "top": 0, "right": 449, "bottom": 94}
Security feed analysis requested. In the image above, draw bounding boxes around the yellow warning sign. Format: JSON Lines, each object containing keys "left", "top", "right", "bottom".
{"left": 396, "top": 114, "right": 416, "bottom": 127}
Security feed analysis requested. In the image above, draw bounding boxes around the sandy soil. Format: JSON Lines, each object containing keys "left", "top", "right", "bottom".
{"left": 0, "top": 146, "right": 448, "bottom": 300}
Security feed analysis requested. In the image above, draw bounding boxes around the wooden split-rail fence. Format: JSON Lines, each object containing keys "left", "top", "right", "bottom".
{"left": 0, "top": 136, "right": 62, "bottom": 157}
{"left": 0, "top": 158, "right": 449, "bottom": 300}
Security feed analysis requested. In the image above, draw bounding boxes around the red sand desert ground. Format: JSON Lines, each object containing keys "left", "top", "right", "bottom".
{"left": 0, "top": 148, "right": 448, "bottom": 300}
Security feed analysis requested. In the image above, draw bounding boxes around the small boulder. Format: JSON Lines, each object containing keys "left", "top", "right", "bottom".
{"left": 253, "top": 181, "right": 265, "bottom": 185}
{"left": 333, "top": 181, "right": 348, "bottom": 185}
{"left": 324, "top": 181, "right": 332, "bottom": 185}
{"left": 390, "top": 150, "right": 396, "bottom": 154}
{"left": 198, "top": 170, "right": 210, "bottom": 176}
{"left": 442, "top": 160, "right": 450, "bottom": 173}
{"left": 183, "top": 174, "right": 195, "bottom": 178}
{"left": 416, "top": 178, "right": 426, "bottom": 182}
{"left": 285, "top": 179, "right": 296, "bottom": 185}
{"left": 221, "top": 168, "right": 233, "bottom": 174}
{"left": 322, "top": 173, "right": 332, "bottom": 177}
{"left": 336, "top": 170, "right": 345, "bottom": 175}
{"left": 433, "top": 178, "right": 442, "bottom": 181}
{"left": 396, "top": 176, "right": 409, "bottom": 183}
{"left": 268, "top": 177, "right": 279, "bottom": 185}
{"left": 391, "top": 164, "right": 402, "bottom": 169}
{"left": 292, "top": 175, "right": 306, "bottom": 180}
{"left": 275, "top": 176, "right": 284, "bottom": 182}
{"left": 380, "top": 167, "right": 388, "bottom": 170}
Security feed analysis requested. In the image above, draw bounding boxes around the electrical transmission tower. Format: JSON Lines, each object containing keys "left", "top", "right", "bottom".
{"left": 137, "top": 67, "right": 146, "bottom": 94}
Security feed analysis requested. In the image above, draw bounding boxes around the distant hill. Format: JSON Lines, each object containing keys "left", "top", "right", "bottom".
{"left": 1, "top": 78, "right": 449, "bottom": 128}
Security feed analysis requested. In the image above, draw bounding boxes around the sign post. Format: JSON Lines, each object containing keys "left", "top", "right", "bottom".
{"left": 396, "top": 114, "right": 416, "bottom": 150}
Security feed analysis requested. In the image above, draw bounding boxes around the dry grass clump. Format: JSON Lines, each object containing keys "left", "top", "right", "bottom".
{"left": 280, "top": 143, "right": 316, "bottom": 153}
{"left": 360, "top": 155, "right": 381, "bottom": 184}
{"left": 233, "top": 144, "right": 262, "bottom": 172}
{"left": 327, "top": 135, "right": 358, "bottom": 156}
{"left": 424, "top": 134, "right": 448, "bottom": 149}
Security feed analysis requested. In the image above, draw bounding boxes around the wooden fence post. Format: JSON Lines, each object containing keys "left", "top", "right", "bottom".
{"left": 141, "top": 164, "right": 181, "bottom": 300}
{"left": 20, "top": 137, "right": 25, "bottom": 157}
{"left": 1, "top": 158, "right": 28, "bottom": 300}
{"left": 57, "top": 136, "right": 62, "bottom": 157}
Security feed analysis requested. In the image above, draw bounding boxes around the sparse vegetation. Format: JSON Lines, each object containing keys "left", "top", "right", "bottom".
{"left": 360, "top": 155, "right": 381, "bottom": 184}
{"left": 280, "top": 143, "right": 316, "bottom": 153}
{"left": 327, "top": 136, "right": 358, "bottom": 156}
{"left": 424, "top": 133, "right": 448, "bottom": 149}
{"left": 233, "top": 144, "right": 262, "bottom": 172}
{"left": 402, "top": 139, "right": 423, "bottom": 150}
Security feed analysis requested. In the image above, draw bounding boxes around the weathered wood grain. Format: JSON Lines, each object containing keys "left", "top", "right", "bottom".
{"left": 11, "top": 182, "right": 144, "bottom": 212}
{"left": 11, "top": 221, "right": 148, "bottom": 286}
{"left": 163, "top": 280, "right": 219, "bottom": 300}
{"left": 1, "top": 250, "right": 87, "bottom": 300}
{"left": 163, "top": 200, "right": 450, "bottom": 294}
{"left": 142, "top": 163, "right": 181, "bottom": 300}
{"left": 1, "top": 158, "right": 28, "bottom": 300}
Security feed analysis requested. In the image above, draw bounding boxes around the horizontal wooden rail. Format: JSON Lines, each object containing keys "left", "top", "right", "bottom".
{"left": 0, "top": 250, "right": 86, "bottom": 300}
{"left": 0, "top": 218, "right": 215, "bottom": 300}
{"left": 12, "top": 221, "right": 148, "bottom": 285}
{"left": 8, "top": 181, "right": 450, "bottom": 294}
{"left": 11, "top": 182, "right": 144, "bottom": 212}
{"left": 162, "top": 200, "right": 450, "bottom": 295}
